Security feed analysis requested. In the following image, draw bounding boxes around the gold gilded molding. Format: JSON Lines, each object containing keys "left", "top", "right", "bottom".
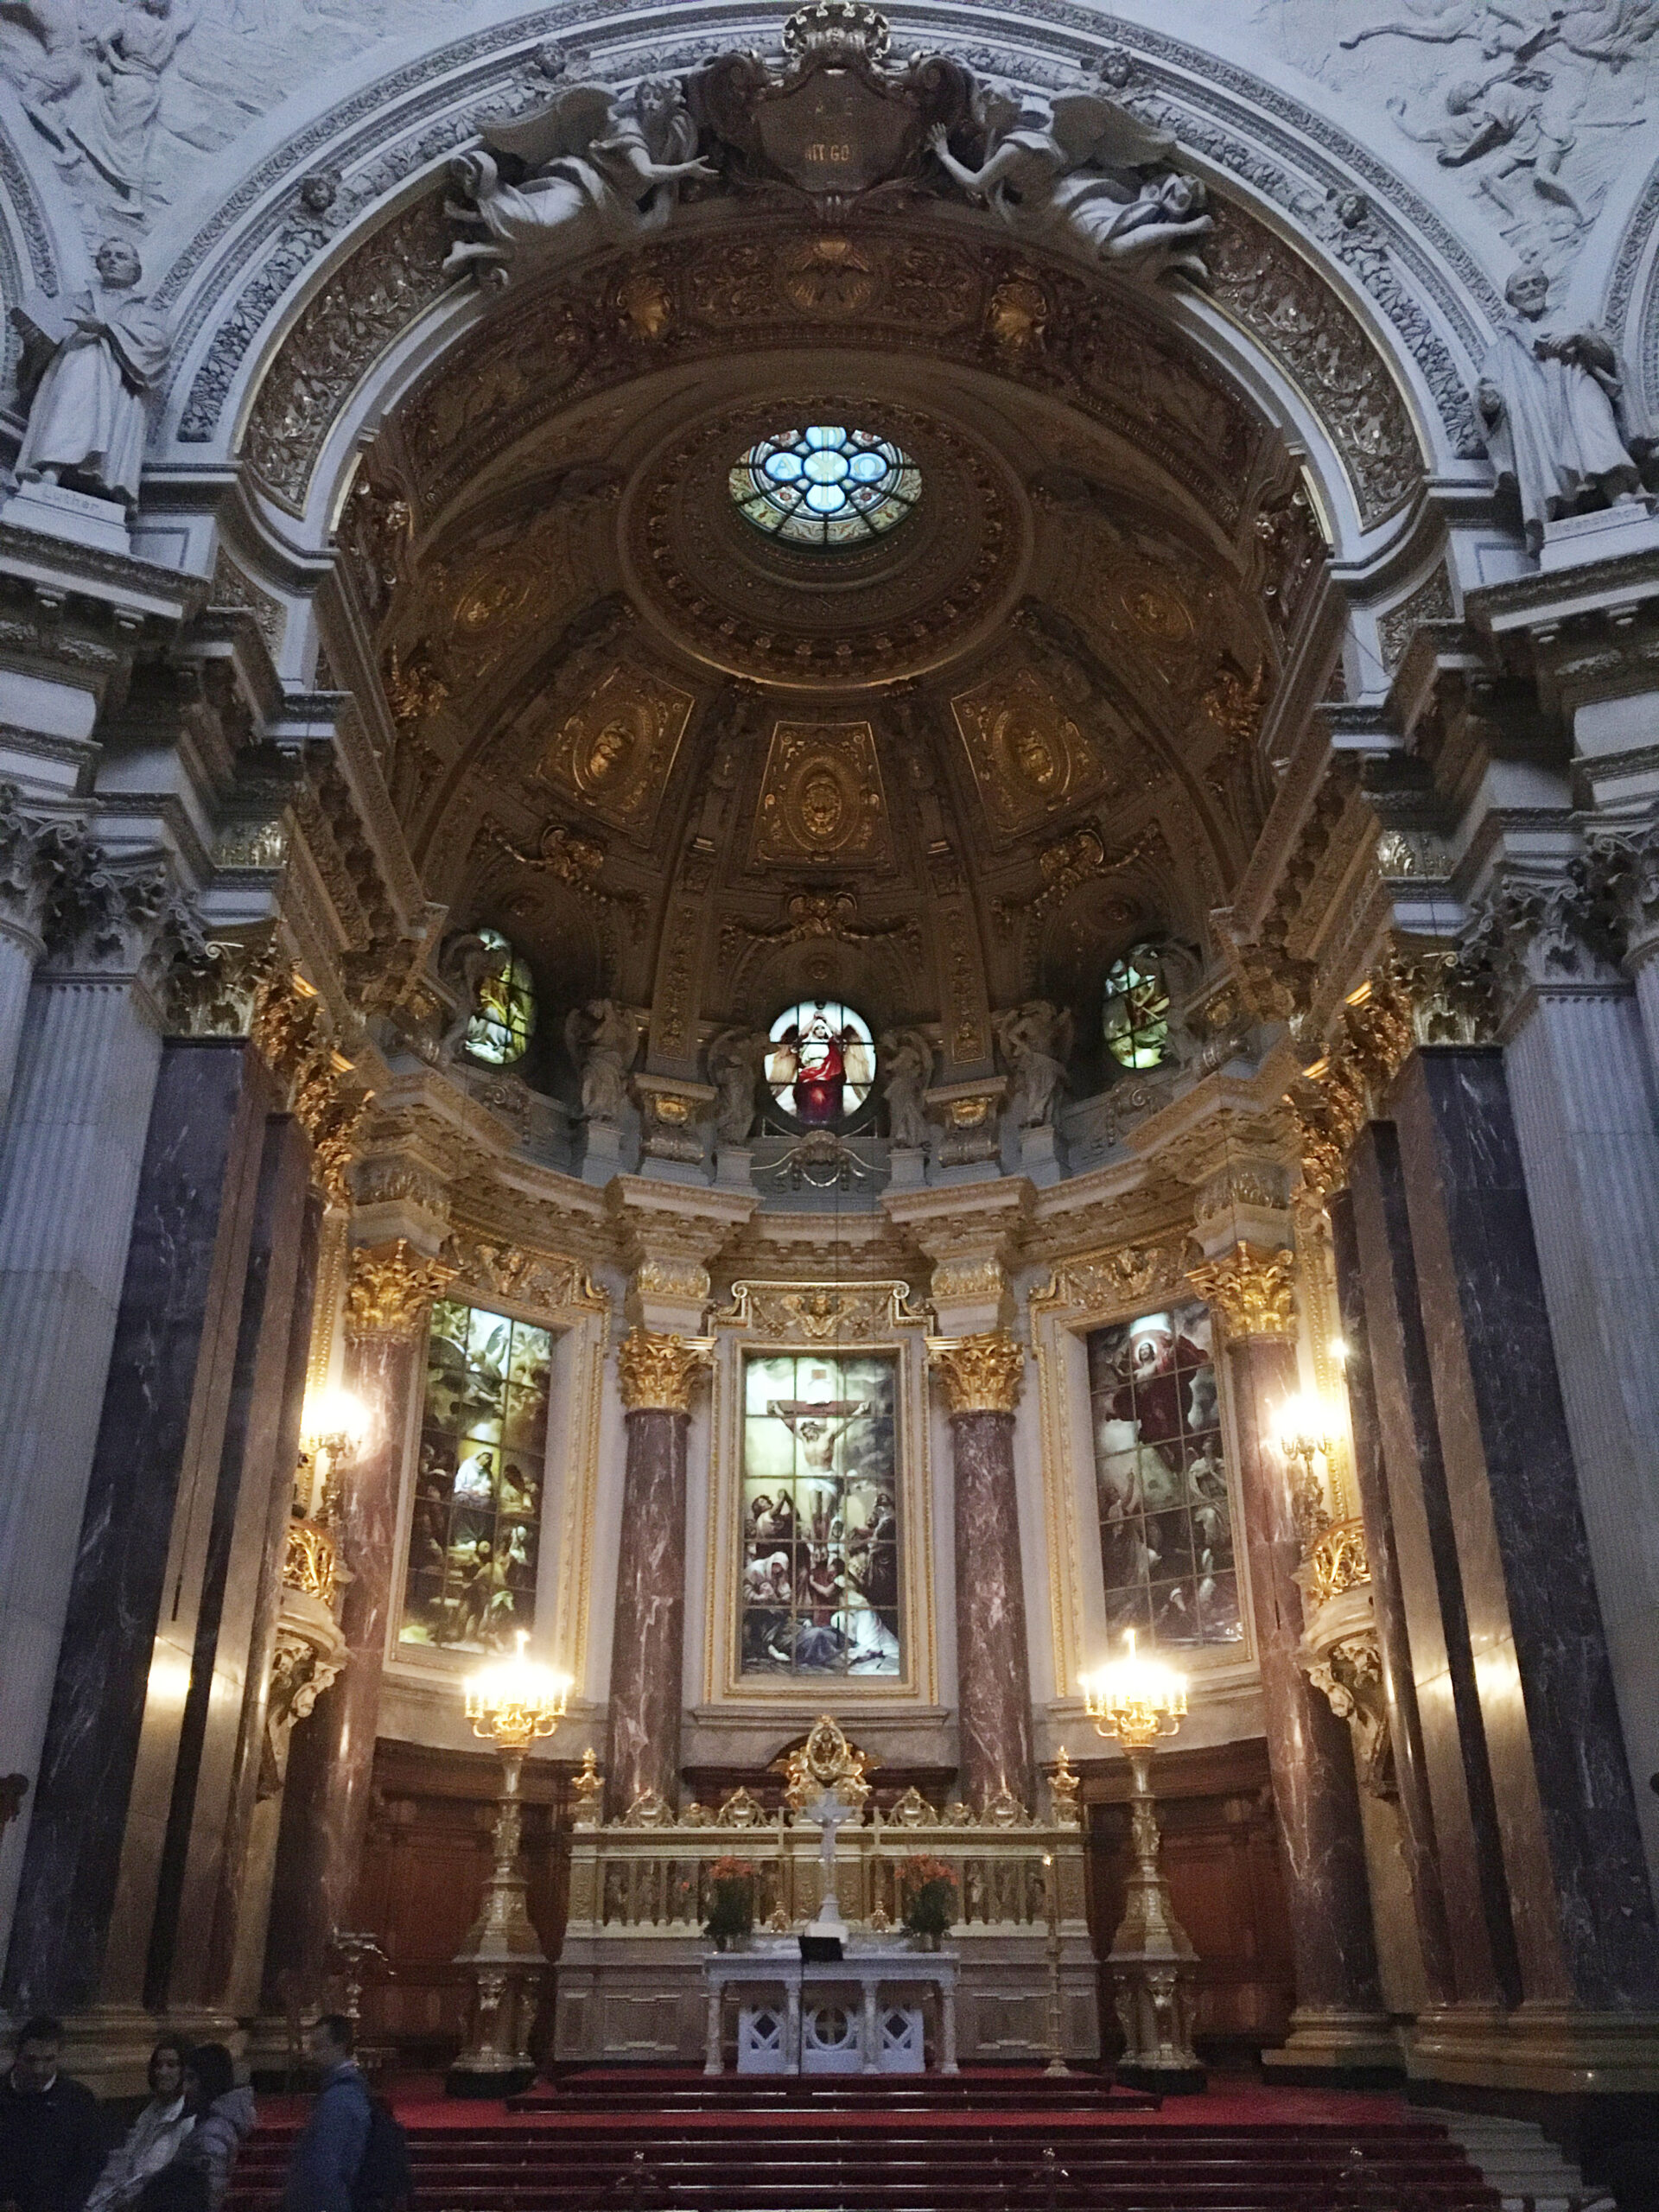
{"left": 1288, "top": 959, "right": 1420, "bottom": 1198}
{"left": 950, "top": 664, "right": 1121, "bottom": 840}
{"left": 1185, "top": 1241, "right": 1296, "bottom": 1340}
{"left": 752, "top": 721, "right": 893, "bottom": 869}
{"left": 717, "top": 1280, "right": 930, "bottom": 1338}
{"left": 345, "top": 1238, "right": 459, "bottom": 1343}
{"left": 1032, "top": 1240, "right": 1189, "bottom": 1318}
{"left": 1306, "top": 1516, "right": 1370, "bottom": 1610}
{"left": 926, "top": 1330, "right": 1026, "bottom": 1415}
{"left": 283, "top": 1517, "right": 338, "bottom": 1606}
{"left": 616, "top": 1325, "right": 715, "bottom": 1413}
{"left": 450, "top": 1235, "right": 607, "bottom": 1315}
{"left": 537, "top": 661, "right": 693, "bottom": 836}
{"left": 249, "top": 962, "right": 372, "bottom": 1206}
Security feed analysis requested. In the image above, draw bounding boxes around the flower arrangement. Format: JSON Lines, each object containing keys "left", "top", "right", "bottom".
{"left": 896, "top": 1853, "right": 958, "bottom": 1939}
{"left": 705, "top": 1856, "right": 757, "bottom": 1944}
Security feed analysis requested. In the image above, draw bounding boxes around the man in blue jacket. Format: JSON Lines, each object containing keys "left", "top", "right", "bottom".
{"left": 278, "top": 2018, "right": 369, "bottom": 2212}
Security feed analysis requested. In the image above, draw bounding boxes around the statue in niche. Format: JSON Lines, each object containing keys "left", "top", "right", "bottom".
{"left": 926, "top": 86, "right": 1211, "bottom": 288}
{"left": 443, "top": 78, "right": 717, "bottom": 281}
{"left": 1476, "top": 264, "right": 1656, "bottom": 551}
{"left": 877, "top": 1029, "right": 932, "bottom": 1148}
{"left": 11, "top": 238, "right": 167, "bottom": 511}
{"left": 993, "top": 1000, "right": 1074, "bottom": 1128}
{"left": 707, "top": 1027, "right": 767, "bottom": 1145}
{"left": 563, "top": 997, "right": 642, "bottom": 1122}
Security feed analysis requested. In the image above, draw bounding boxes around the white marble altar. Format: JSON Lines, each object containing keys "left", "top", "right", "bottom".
{"left": 702, "top": 1942, "right": 959, "bottom": 2075}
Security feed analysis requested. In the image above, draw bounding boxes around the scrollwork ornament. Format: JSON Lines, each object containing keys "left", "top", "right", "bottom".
{"left": 1185, "top": 1242, "right": 1296, "bottom": 1340}
{"left": 345, "top": 1238, "right": 458, "bottom": 1342}
{"left": 925, "top": 1329, "right": 1026, "bottom": 1415}
{"left": 615, "top": 1325, "right": 715, "bottom": 1413}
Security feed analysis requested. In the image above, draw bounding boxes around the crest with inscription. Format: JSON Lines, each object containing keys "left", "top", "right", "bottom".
{"left": 535, "top": 662, "right": 693, "bottom": 836}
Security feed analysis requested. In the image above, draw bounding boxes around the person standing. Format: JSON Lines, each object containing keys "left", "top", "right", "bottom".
{"left": 85, "top": 2042, "right": 192, "bottom": 2212}
{"left": 0, "top": 2018, "right": 105, "bottom": 2212}
{"left": 277, "top": 2019, "right": 367, "bottom": 2212}
{"left": 175, "top": 2049, "right": 253, "bottom": 2212}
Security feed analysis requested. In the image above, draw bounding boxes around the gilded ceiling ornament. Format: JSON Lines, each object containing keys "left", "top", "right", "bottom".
{"left": 615, "top": 1325, "right": 715, "bottom": 1413}
{"left": 950, "top": 664, "right": 1119, "bottom": 840}
{"left": 1185, "top": 1242, "right": 1296, "bottom": 1341}
{"left": 537, "top": 662, "right": 694, "bottom": 837}
{"left": 721, "top": 889, "right": 918, "bottom": 963}
{"left": 779, "top": 235, "right": 881, "bottom": 315}
{"left": 345, "top": 1238, "right": 460, "bottom": 1343}
{"left": 987, "top": 273, "right": 1048, "bottom": 353}
{"left": 925, "top": 1330, "right": 1026, "bottom": 1415}
{"left": 751, "top": 722, "right": 893, "bottom": 868}
{"left": 992, "top": 823, "right": 1160, "bottom": 937}
{"left": 1199, "top": 658, "right": 1268, "bottom": 741}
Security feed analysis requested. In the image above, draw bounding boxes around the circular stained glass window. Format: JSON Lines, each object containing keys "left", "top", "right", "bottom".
{"left": 730, "top": 425, "right": 921, "bottom": 549}
{"left": 765, "top": 1001, "right": 876, "bottom": 1126}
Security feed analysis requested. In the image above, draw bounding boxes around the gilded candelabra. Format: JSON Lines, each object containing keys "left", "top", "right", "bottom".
{"left": 297, "top": 1388, "right": 369, "bottom": 1524}
{"left": 1274, "top": 1393, "right": 1336, "bottom": 1548}
{"left": 1082, "top": 1632, "right": 1205, "bottom": 2092}
{"left": 448, "top": 1632, "right": 572, "bottom": 2096}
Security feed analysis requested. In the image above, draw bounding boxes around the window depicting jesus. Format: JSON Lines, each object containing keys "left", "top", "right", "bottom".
{"left": 765, "top": 1001, "right": 875, "bottom": 1128}
{"left": 740, "top": 1351, "right": 899, "bottom": 1677}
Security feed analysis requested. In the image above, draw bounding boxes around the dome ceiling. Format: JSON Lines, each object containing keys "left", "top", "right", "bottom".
{"left": 341, "top": 215, "right": 1325, "bottom": 1083}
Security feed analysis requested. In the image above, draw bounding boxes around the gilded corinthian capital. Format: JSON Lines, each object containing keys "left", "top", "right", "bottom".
{"left": 616, "top": 1325, "right": 715, "bottom": 1413}
{"left": 345, "top": 1237, "right": 458, "bottom": 1342}
{"left": 1186, "top": 1241, "right": 1296, "bottom": 1340}
{"left": 926, "top": 1330, "right": 1025, "bottom": 1415}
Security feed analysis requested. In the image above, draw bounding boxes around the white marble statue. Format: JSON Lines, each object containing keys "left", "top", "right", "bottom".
{"left": 927, "top": 86, "right": 1211, "bottom": 287}
{"left": 443, "top": 78, "right": 717, "bottom": 280}
{"left": 11, "top": 239, "right": 167, "bottom": 512}
{"left": 993, "top": 1001, "right": 1074, "bottom": 1128}
{"left": 563, "top": 998, "right": 642, "bottom": 1122}
{"left": 878, "top": 1029, "right": 933, "bottom": 1148}
{"left": 707, "top": 1027, "right": 766, "bottom": 1145}
{"left": 1476, "top": 265, "right": 1656, "bottom": 551}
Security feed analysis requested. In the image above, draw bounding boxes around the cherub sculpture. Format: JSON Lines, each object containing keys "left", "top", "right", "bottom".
{"left": 444, "top": 77, "right": 717, "bottom": 280}
{"left": 563, "top": 998, "right": 642, "bottom": 1122}
{"left": 928, "top": 84, "right": 1211, "bottom": 287}
{"left": 707, "top": 1027, "right": 767, "bottom": 1146}
{"left": 993, "top": 1000, "right": 1074, "bottom": 1128}
{"left": 877, "top": 1028, "right": 933, "bottom": 1148}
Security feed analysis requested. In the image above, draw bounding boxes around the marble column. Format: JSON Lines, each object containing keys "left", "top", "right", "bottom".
{"left": 3, "top": 1039, "right": 272, "bottom": 2013}
{"left": 1327, "top": 1189, "right": 1455, "bottom": 2008}
{"left": 604, "top": 1327, "right": 714, "bottom": 1821}
{"left": 0, "top": 936, "right": 169, "bottom": 1965}
{"left": 1390, "top": 1048, "right": 1659, "bottom": 2014}
{"left": 928, "top": 1332, "right": 1035, "bottom": 1816}
{"left": 0, "top": 790, "right": 54, "bottom": 1124}
{"left": 266, "top": 1237, "right": 454, "bottom": 1999}
{"left": 1187, "top": 1243, "right": 1393, "bottom": 2074}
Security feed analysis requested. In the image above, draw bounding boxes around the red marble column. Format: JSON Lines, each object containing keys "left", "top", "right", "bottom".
{"left": 931, "top": 1332, "right": 1035, "bottom": 1816}
{"left": 1189, "top": 1243, "right": 1391, "bottom": 2073}
{"left": 604, "top": 1329, "right": 711, "bottom": 1822}
{"left": 266, "top": 1238, "right": 453, "bottom": 1999}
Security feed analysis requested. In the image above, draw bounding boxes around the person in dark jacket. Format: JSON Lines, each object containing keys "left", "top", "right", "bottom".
{"left": 0, "top": 2017, "right": 105, "bottom": 2212}
{"left": 277, "top": 2019, "right": 369, "bottom": 2212}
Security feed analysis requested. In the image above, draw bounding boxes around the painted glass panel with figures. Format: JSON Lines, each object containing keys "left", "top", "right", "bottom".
{"left": 1087, "top": 1300, "right": 1241, "bottom": 1649}
{"left": 741, "top": 1351, "right": 899, "bottom": 1677}
{"left": 400, "top": 1300, "right": 551, "bottom": 1651}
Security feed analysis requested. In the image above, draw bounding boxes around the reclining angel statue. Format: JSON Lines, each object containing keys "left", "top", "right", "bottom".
{"left": 444, "top": 76, "right": 717, "bottom": 280}
{"left": 927, "top": 82, "right": 1212, "bottom": 287}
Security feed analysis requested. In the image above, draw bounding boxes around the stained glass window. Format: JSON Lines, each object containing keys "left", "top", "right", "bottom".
{"left": 1087, "top": 1300, "right": 1241, "bottom": 1649}
{"left": 741, "top": 1352, "right": 899, "bottom": 1677}
{"left": 765, "top": 1001, "right": 875, "bottom": 1128}
{"left": 400, "top": 1300, "right": 550, "bottom": 1652}
{"left": 465, "top": 928, "right": 536, "bottom": 1066}
{"left": 1103, "top": 945, "right": 1171, "bottom": 1070}
{"left": 729, "top": 426, "right": 921, "bottom": 548}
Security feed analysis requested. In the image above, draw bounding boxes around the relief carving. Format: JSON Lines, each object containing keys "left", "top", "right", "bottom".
{"left": 718, "top": 1279, "right": 929, "bottom": 1337}
{"left": 951, "top": 664, "right": 1122, "bottom": 840}
{"left": 752, "top": 721, "right": 893, "bottom": 868}
{"left": 536, "top": 663, "right": 693, "bottom": 837}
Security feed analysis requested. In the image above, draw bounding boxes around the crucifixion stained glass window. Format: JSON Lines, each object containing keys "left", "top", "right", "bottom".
{"left": 740, "top": 1351, "right": 899, "bottom": 1677}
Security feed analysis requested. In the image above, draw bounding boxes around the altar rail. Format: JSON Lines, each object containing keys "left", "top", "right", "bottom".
{"left": 565, "top": 1814, "right": 1089, "bottom": 1935}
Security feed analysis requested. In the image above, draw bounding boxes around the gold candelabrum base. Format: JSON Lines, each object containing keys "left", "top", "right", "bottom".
{"left": 448, "top": 1737, "right": 549, "bottom": 2096}
{"left": 1100, "top": 1726, "right": 1206, "bottom": 2093}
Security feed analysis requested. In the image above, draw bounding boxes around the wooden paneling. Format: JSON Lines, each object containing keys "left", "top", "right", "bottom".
{"left": 352, "top": 1739, "right": 574, "bottom": 2064}
{"left": 1080, "top": 1736, "right": 1295, "bottom": 2061}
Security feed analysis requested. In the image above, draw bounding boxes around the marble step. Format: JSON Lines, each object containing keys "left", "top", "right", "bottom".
{"left": 1418, "top": 2110, "right": 1616, "bottom": 2212}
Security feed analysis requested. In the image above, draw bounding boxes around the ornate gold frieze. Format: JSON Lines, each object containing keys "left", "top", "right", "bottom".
{"left": 1185, "top": 1241, "right": 1296, "bottom": 1340}
{"left": 616, "top": 1325, "right": 715, "bottom": 1413}
{"left": 752, "top": 721, "right": 893, "bottom": 869}
{"left": 926, "top": 1329, "right": 1026, "bottom": 1415}
{"left": 1033, "top": 1240, "right": 1190, "bottom": 1317}
{"left": 950, "top": 664, "right": 1123, "bottom": 841}
{"left": 450, "top": 1236, "right": 607, "bottom": 1315}
{"left": 1306, "top": 1516, "right": 1370, "bottom": 1608}
{"left": 931, "top": 1255, "right": 1003, "bottom": 1306}
{"left": 717, "top": 1280, "right": 929, "bottom": 1338}
{"left": 345, "top": 1238, "right": 459, "bottom": 1343}
{"left": 536, "top": 662, "right": 694, "bottom": 837}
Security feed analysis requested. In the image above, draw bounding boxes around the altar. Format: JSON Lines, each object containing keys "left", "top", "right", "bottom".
{"left": 702, "top": 1942, "right": 959, "bottom": 2075}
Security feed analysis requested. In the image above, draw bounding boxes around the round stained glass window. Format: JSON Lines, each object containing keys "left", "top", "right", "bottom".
{"left": 730, "top": 425, "right": 921, "bottom": 549}
{"left": 765, "top": 1001, "right": 875, "bottom": 1126}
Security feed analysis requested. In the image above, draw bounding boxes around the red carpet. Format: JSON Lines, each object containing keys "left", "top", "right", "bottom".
{"left": 229, "top": 2074, "right": 1499, "bottom": 2208}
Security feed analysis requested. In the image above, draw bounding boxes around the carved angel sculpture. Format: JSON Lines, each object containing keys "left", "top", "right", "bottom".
{"left": 564, "top": 997, "right": 642, "bottom": 1122}
{"left": 878, "top": 1029, "right": 933, "bottom": 1149}
{"left": 993, "top": 1000, "right": 1074, "bottom": 1128}
{"left": 444, "top": 77, "right": 717, "bottom": 280}
{"left": 11, "top": 239, "right": 167, "bottom": 511}
{"left": 928, "top": 85, "right": 1211, "bottom": 288}
{"left": 707, "top": 1027, "right": 766, "bottom": 1146}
